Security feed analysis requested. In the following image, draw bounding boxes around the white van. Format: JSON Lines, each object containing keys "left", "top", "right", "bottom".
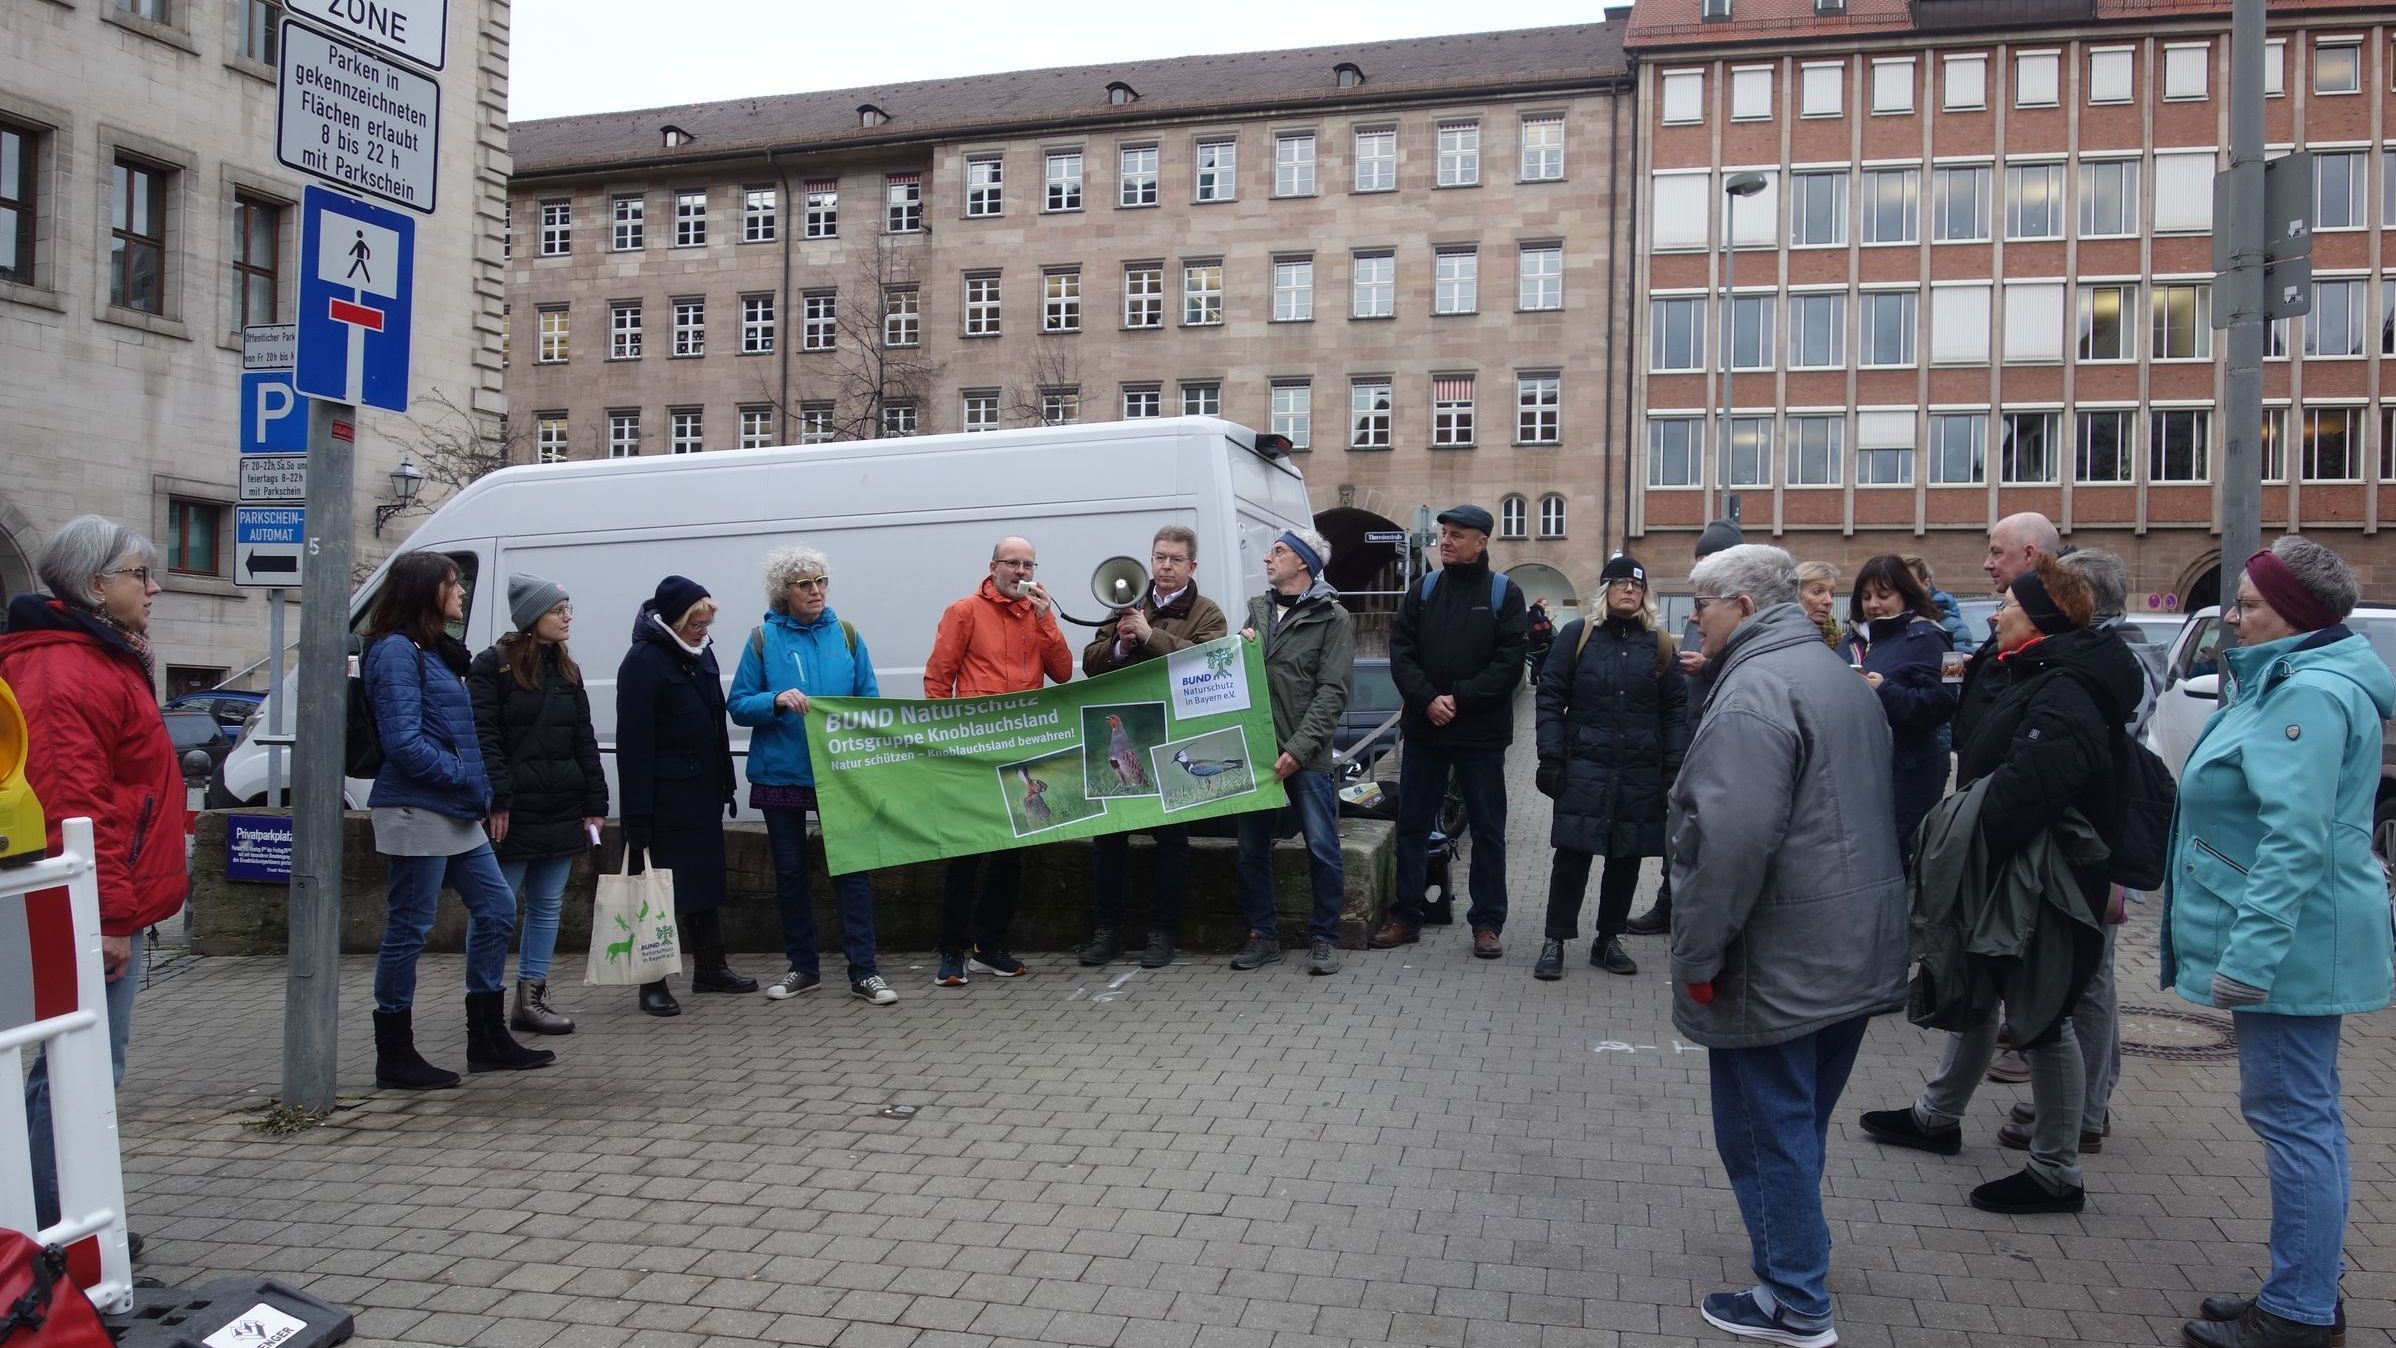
{"left": 216, "top": 417, "right": 1315, "bottom": 808}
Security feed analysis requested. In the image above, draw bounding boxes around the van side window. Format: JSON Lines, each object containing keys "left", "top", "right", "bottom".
{"left": 348, "top": 550, "right": 482, "bottom": 644}
{"left": 2181, "top": 618, "right": 2225, "bottom": 681}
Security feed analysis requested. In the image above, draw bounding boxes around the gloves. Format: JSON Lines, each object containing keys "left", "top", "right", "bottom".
{"left": 726, "top": 799, "right": 739, "bottom": 820}
{"left": 2211, "top": 972, "right": 2267, "bottom": 1008}
{"left": 1684, "top": 981, "right": 1716, "bottom": 1005}
{"left": 1535, "top": 763, "right": 1563, "bottom": 799}
{"left": 622, "top": 816, "right": 652, "bottom": 853}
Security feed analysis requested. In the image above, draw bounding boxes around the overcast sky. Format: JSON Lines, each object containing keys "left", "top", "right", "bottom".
{"left": 508, "top": 0, "right": 1604, "bottom": 121}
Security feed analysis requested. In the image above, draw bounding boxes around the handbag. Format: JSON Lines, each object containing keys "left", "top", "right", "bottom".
{"left": 0, "top": 1233, "right": 111, "bottom": 1348}
{"left": 584, "top": 847, "right": 681, "bottom": 986}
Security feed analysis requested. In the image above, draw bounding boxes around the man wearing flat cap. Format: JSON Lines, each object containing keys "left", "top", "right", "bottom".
{"left": 1372, "top": 504, "right": 1532, "bottom": 959}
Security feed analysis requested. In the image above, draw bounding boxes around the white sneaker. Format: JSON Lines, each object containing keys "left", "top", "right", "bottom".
{"left": 764, "top": 970, "right": 820, "bottom": 1000}
{"left": 851, "top": 975, "right": 898, "bottom": 1006}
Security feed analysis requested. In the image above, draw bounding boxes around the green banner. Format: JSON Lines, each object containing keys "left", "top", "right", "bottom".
{"left": 805, "top": 635, "right": 1288, "bottom": 874}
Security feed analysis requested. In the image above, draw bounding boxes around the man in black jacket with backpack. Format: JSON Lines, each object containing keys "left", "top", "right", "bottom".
{"left": 1371, "top": 505, "right": 1531, "bottom": 958}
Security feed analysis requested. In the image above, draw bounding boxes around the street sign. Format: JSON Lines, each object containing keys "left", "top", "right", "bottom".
{"left": 240, "top": 455, "right": 310, "bottom": 502}
{"left": 235, "top": 506, "right": 307, "bottom": 587}
{"left": 2264, "top": 257, "right": 2313, "bottom": 320}
{"left": 286, "top": 0, "right": 447, "bottom": 71}
{"left": 2261, "top": 150, "right": 2314, "bottom": 263}
{"left": 294, "top": 185, "right": 415, "bottom": 411}
{"left": 275, "top": 18, "right": 440, "bottom": 213}
{"left": 242, "top": 323, "right": 296, "bottom": 371}
{"left": 240, "top": 371, "right": 311, "bottom": 453}
{"left": 1364, "top": 530, "right": 1408, "bottom": 544}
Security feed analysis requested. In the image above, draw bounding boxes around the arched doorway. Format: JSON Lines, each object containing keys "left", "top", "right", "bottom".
{"left": 2172, "top": 553, "right": 2221, "bottom": 613}
{"left": 0, "top": 514, "right": 33, "bottom": 601}
{"left": 1504, "top": 562, "right": 1581, "bottom": 618}
{"left": 1314, "top": 506, "right": 1408, "bottom": 655}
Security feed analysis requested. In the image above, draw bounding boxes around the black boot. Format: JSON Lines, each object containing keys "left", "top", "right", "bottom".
{"left": 1624, "top": 896, "right": 1671, "bottom": 937}
{"left": 2184, "top": 1306, "right": 2336, "bottom": 1348}
{"left": 1079, "top": 928, "right": 1122, "bottom": 966}
{"left": 466, "top": 991, "right": 556, "bottom": 1072}
{"left": 2199, "top": 1297, "right": 2343, "bottom": 1348}
{"left": 1138, "top": 930, "right": 1176, "bottom": 969}
{"left": 639, "top": 978, "right": 681, "bottom": 1017}
{"left": 686, "top": 911, "right": 757, "bottom": 993}
{"left": 373, "top": 1008, "right": 460, "bottom": 1090}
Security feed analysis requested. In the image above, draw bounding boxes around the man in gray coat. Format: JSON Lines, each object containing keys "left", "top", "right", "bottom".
{"left": 1668, "top": 544, "right": 1909, "bottom": 1348}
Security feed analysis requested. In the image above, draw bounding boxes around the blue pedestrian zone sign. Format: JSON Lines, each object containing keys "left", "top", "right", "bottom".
{"left": 294, "top": 185, "right": 415, "bottom": 412}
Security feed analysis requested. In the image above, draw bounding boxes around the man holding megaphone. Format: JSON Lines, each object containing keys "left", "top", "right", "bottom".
{"left": 1077, "top": 526, "right": 1227, "bottom": 970}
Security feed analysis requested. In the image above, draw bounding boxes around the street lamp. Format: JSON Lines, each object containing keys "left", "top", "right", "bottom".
{"left": 1720, "top": 172, "right": 1769, "bottom": 518}
{"left": 374, "top": 455, "right": 425, "bottom": 536}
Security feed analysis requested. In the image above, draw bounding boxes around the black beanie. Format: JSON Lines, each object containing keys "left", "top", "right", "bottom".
{"left": 1694, "top": 519, "right": 1744, "bottom": 559}
{"left": 1600, "top": 553, "right": 1648, "bottom": 587}
{"left": 2009, "top": 570, "right": 2075, "bottom": 636}
{"left": 651, "top": 574, "right": 710, "bottom": 627}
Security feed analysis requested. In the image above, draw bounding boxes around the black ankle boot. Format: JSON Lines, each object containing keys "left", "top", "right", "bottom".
{"left": 465, "top": 991, "right": 556, "bottom": 1072}
{"left": 639, "top": 978, "right": 681, "bottom": 1017}
{"left": 372, "top": 1008, "right": 460, "bottom": 1090}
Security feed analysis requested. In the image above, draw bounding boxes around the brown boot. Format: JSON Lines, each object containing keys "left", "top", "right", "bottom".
{"left": 1368, "top": 919, "right": 1419, "bottom": 949}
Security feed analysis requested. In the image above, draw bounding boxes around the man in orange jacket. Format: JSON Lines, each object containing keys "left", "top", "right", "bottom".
{"left": 925, "top": 536, "right": 1074, "bottom": 987}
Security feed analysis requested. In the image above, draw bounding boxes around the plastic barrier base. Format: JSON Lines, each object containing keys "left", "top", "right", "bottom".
{"left": 105, "top": 1277, "right": 352, "bottom": 1348}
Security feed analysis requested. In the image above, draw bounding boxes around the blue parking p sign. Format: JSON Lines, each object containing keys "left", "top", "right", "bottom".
{"left": 294, "top": 186, "right": 415, "bottom": 413}
{"left": 239, "top": 371, "right": 309, "bottom": 454}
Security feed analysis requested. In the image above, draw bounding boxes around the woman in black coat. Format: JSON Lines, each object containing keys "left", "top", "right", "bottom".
{"left": 1834, "top": 554, "right": 1960, "bottom": 859}
{"left": 1532, "top": 554, "right": 1688, "bottom": 981}
{"left": 469, "top": 573, "right": 606, "bottom": 1036}
{"left": 615, "top": 574, "right": 748, "bottom": 1017}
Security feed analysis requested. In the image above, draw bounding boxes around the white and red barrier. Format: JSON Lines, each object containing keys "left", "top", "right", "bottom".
{"left": 0, "top": 818, "right": 133, "bottom": 1314}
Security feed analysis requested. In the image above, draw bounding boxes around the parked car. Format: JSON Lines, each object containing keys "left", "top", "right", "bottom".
{"left": 1333, "top": 657, "right": 1403, "bottom": 776}
{"left": 164, "top": 688, "right": 265, "bottom": 735}
{"left": 162, "top": 708, "right": 231, "bottom": 788}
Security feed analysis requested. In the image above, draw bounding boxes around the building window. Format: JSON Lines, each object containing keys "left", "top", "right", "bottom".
{"left": 1856, "top": 411, "right": 1915, "bottom": 484}
{"left": 1273, "top": 257, "right": 1314, "bottom": 321}
{"left": 2153, "top": 151, "right": 2216, "bottom": 233}
{"left": 744, "top": 186, "right": 778, "bottom": 242}
{"left": 673, "top": 298, "right": 704, "bottom": 356}
{"left": 110, "top": 158, "right": 168, "bottom": 313}
{"left": 1930, "top": 283, "right": 1991, "bottom": 364}
{"left": 962, "top": 390, "right": 1000, "bottom": 433}
{"left": 2301, "top": 407, "right": 2360, "bottom": 481}
{"left": 1045, "top": 151, "right": 1083, "bottom": 212}
{"left": 1520, "top": 115, "right": 1564, "bottom": 180}
{"left": 1182, "top": 261, "right": 1223, "bottom": 325}
{"left": 2316, "top": 152, "right": 2363, "bottom": 230}
{"left": 885, "top": 175, "right": 922, "bottom": 232}
{"left": 1649, "top": 418, "right": 1701, "bottom": 486}
{"left": 2151, "top": 282, "right": 2211, "bottom": 359}
{"left": 1436, "top": 122, "right": 1480, "bottom": 186}
{"left": 1354, "top": 127, "right": 1396, "bottom": 191}
{"left": 2078, "top": 159, "right": 2139, "bottom": 237}
{"left": 1123, "top": 385, "right": 1161, "bottom": 419}
{"left": 612, "top": 194, "right": 644, "bottom": 250}
{"left": 1124, "top": 264, "right": 1163, "bottom": 328}
{"left": 500, "top": 303, "right": 508, "bottom": 366}
{"left": 670, "top": 408, "right": 703, "bottom": 454}
{"left": 2264, "top": 38, "right": 2286, "bottom": 96}
{"left": 1790, "top": 170, "right": 1847, "bottom": 246}
{"left": 884, "top": 286, "right": 919, "bottom": 347}
{"left": 1120, "top": 145, "right": 1158, "bottom": 207}
{"left": 2315, "top": 41, "right": 2360, "bottom": 94}
{"left": 1650, "top": 296, "right": 1705, "bottom": 370}
{"left": 2086, "top": 48, "right": 2131, "bottom": 103}
{"left": 2164, "top": 43, "right": 2209, "bottom": 99}
{"left": 1515, "top": 374, "right": 1559, "bottom": 444}
{"left": 1861, "top": 167, "right": 1919, "bottom": 244}
{"left": 1043, "top": 267, "right": 1082, "bottom": 332}
{"left": 1724, "top": 294, "right": 1775, "bottom": 370}
{"left": 537, "top": 413, "right": 569, "bottom": 464}
{"left": 2262, "top": 406, "right": 2289, "bottom": 481}
{"left": 803, "top": 181, "right": 837, "bottom": 239}
{"left": 1944, "top": 54, "right": 1987, "bottom": 110}
{"left": 673, "top": 190, "right": 706, "bottom": 246}
{"left": 2383, "top": 278, "right": 2396, "bottom": 355}
{"left": 741, "top": 294, "right": 774, "bottom": 354}
{"left": 1499, "top": 495, "right": 1527, "bottom": 539}
{"left": 1350, "top": 380, "right": 1392, "bottom": 449}
{"left": 536, "top": 305, "right": 568, "bottom": 362}
{"left": 2075, "top": 409, "right": 2132, "bottom": 482}
{"left": 965, "top": 273, "right": 1001, "bottom": 335}
{"left": 1195, "top": 139, "right": 1236, "bottom": 201}
{"left": 799, "top": 402, "right": 834, "bottom": 444}
{"left": 231, "top": 193, "right": 279, "bottom": 328}
{"left": 1275, "top": 134, "right": 1316, "bottom": 196}
{"left": 1999, "top": 410, "right": 2058, "bottom": 484}
{"left": 1724, "top": 417, "right": 1772, "bottom": 486}
{"left": 1180, "top": 382, "right": 1219, "bottom": 417}
{"left": 2150, "top": 409, "right": 2210, "bottom": 481}
{"left": 2005, "top": 162, "right": 2066, "bottom": 239}
{"left": 236, "top": 0, "right": 279, "bottom": 62}
{"left": 539, "top": 198, "right": 569, "bottom": 255}
{"left": 2076, "top": 283, "right": 2134, "bottom": 360}
{"left": 608, "top": 411, "right": 640, "bottom": 457}
{"left": 2, "top": 121, "right": 37, "bottom": 284}
{"left": 1662, "top": 70, "right": 1704, "bottom": 125}
{"left": 1800, "top": 63, "right": 1843, "bottom": 116}
{"left": 501, "top": 211, "right": 510, "bottom": 261}
{"left": 738, "top": 406, "right": 774, "bottom": 450}
{"left": 881, "top": 403, "right": 918, "bottom": 438}
{"left": 1271, "top": 381, "right": 1311, "bottom": 448}
{"left": 1871, "top": 57, "right": 1915, "bottom": 114}
{"left": 1433, "top": 249, "right": 1477, "bottom": 315}
{"left": 2002, "top": 281, "right": 2062, "bottom": 364}
{"left": 966, "top": 157, "right": 1003, "bottom": 217}
{"left": 1789, "top": 292, "right": 1844, "bottom": 368}
{"left": 1352, "top": 251, "right": 1394, "bottom": 318}
{"left": 1431, "top": 377, "right": 1475, "bottom": 447}
{"left": 2306, "top": 278, "right": 2364, "bottom": 356}
{"left": 1518, "top": 244, "right": 1562, "bottom": 310}
{"left": 1731, "top": 67, "right": 1772, "bottom": 120}
{"left": 1789, "top": 415, "right": 1842, "bottom": 485}
{"left": 610, "top": 301, "right": 642, "bottom": 359}
{"left": 167, "top": 499, "right": 220, "bottom": 576}
{"left": 1927, "top": 413, "right": 1985, "bottom": 483}
{"left": 1931, "top": 166, "right": 1990, "bottom": 242}
{"left": 1859, "top": 290, "right": 1916, "bottom": 366}
{"left": 802, "top": 291, "right": 836, "bottom": 350}
{"left": 1537, "top": 494, "right": 1566, "bottom": 539}
{"left": 1040, "top": 387, "right": 1081, "bottom": 426}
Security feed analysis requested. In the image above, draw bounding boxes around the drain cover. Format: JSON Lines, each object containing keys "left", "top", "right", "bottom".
{"left": 2117, "top": 1004, "right": 2238, "bottom": 1061}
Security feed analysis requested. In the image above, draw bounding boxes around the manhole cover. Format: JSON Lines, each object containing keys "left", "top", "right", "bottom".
{"left": 2117, "top": 1004, "right": 2238, "bottom": 1061}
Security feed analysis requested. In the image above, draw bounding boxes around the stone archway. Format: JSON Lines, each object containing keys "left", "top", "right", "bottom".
{"left": 2172, "top": 552, "right": 2221, "bottom": 613}
{"left": 1312, "top": 506, "right": 1409, "bottom": 597}
{"left": 1504, "top": 562, "right": 1581, "bottom": 617}
{"left": 0, "top": 497, "right": 37, "bottom": 600}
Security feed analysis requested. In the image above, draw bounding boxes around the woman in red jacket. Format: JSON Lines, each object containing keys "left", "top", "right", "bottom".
{"left": 0, "top": 514, "right": 184, "bottom": 1240}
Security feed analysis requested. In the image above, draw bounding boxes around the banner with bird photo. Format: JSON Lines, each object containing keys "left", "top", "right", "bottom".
{"left": 804, "top": 635, "right": 1287, "bottom": 873}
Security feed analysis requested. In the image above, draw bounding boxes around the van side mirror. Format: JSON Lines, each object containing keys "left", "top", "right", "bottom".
{"left": 346, "top": 633, "right": 363, "bottom": 657}
{"left": 2182, "top": 673, "right": 2220, "bottom": 702}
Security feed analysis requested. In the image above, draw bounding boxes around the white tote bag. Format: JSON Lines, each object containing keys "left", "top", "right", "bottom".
{"left": 585, "top": 850, "right": 682, "bottom": 985}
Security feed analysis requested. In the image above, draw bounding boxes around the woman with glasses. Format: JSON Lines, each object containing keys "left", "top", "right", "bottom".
{"left": 468, "top": 574, "right": 605, "bottom": 1035}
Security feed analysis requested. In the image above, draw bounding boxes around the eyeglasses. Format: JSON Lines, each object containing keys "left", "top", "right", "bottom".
{"left": 791, "top": 577, "right": 830, "bottom": 591}
{"left": 2225, "top": 596, "right": 2264, "bottom": 620}
{"left": 1607, "top": 578, "right": 1647, "bottom": 591}
{"left": 996, "top": 560, "right": 1038, "bottom": 572}
{"left": 1690, "top": 595, "right": 1728, "bottom": 615}
{"left": 545, "top": 602, "right": 573, "bottom": 617}
{"left": 1992, "top": 596, "right": 2017, "bottom": 613}
{"left": 102, "top": 567, "right": 154, "bottom": 586}
{"left": 1151, "top": 553, "right": 1190, "bottom": 566}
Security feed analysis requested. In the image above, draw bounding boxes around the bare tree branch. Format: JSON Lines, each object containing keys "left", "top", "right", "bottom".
{"left": 750, "top": 229, "right": 946, "bottom": 441}
{"left": 393, "top": 387, "right": 527, "bottom": 522}
{"left": 1006, "top": 337, "right": 1085, "bottom": 427}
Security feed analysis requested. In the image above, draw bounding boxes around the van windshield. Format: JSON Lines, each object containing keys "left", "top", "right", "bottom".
{"left": 351, "top": 551, "right": 481, "bottom": 645}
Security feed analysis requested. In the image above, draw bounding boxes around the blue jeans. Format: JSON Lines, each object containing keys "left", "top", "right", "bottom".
{"left": 1091, "top": 826, "right": 1190, "bottom": 935}
{"left": 25, "top": 930, "right": 141, "bottom": 1229}
{"left": 499, "top": 854, "right": 574, "bottom": 983}
{"left": 375, "top": 843, "right": 516, "bottom": 1013}
{"left": 1236, "top": 769, "right": 1344, "bottom": 942}
{"left": 1708, "top": 1014, "right": 1872, "bottom": 1330}
{"left": 1391, "top": 743, "right": 1508, "bottom": 931}
{"left": 2234, "top": 1011, "right": 2348, "bottom": 1328}
{"left": 762, "top": 806, "right": 879, "bottom": 982}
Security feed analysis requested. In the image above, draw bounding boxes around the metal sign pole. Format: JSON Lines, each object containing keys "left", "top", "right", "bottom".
{"left": 282, "top": 399, "right": 355, "bottom": 1113}
{"left": 2219, "top": 0, "right": 2268, "bottom": 577}
{"left": 265, "top": 591, "right": 285, "bottom": 804}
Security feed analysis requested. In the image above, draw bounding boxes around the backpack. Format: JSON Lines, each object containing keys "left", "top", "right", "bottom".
{"left": 2053, "top": 665, "right": 2174, "bottom": 891}
{"left": 1418, "top": 569, "right": 1510, "bottom": 609}
{"left": 1571, "top": 619, "right": 1678, "bottom": 681}
{"left": 0, "top": 1232, "right": 111, "bottom": 1348}
{"left": 344, "top": 636, "right": 426, "bottom": 780}
{"left": 748, "top": 621, "right": 859, "bottom": 688}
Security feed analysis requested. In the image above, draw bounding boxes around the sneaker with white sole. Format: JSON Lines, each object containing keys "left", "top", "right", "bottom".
{"left": 1698, "top": 1291, "right": 1837, "bottom": 1348}
{"left": 764, "top": 970, "right": 821, "bottom": 1000}
{"left": 966, "top": 947, "right": 1028, "bottom": 977}
{"left": 851, "top": 975, "right": 898, "bottom": 1005}
{"left": 934, "top": 952, "right": 967, "bottom": 987}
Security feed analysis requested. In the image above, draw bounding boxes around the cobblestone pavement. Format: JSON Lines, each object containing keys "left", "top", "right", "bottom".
{"left": 111, "top": 690, "right": 2396, "bottom": 1347}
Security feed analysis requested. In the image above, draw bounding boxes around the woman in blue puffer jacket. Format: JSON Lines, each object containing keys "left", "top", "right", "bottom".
{"left": 362, "top": 551, "right": 554, "bottom": 1089}
{"left": 2165, "top": 537, "right": 2394, "bottom": 1348}
{"left": 1834, "top": 554, "right": 1958, "bottom": 859}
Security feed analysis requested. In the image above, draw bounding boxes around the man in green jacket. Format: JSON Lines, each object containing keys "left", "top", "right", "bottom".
{"left": 1231, "top": 527, "right": 1354, "bottom": 975}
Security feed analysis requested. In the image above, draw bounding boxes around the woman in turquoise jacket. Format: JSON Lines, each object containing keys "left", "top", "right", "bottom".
{"left": 2165, "top": 537, "right": 2393, "bottom": 1348}
{"left": 727, "top": 545, "right": 895, "bottom": 1006}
